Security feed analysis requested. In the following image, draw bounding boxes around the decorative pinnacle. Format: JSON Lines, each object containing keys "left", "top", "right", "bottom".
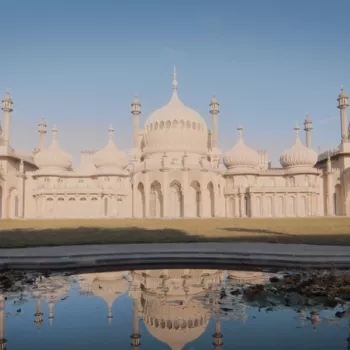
{"left": 237, "top": 125, "right": 243, "bottom": 138}
{"left": 38, "top": 118, "right": 47, "bottom": 133}
{"left": 52, "top": 125, "right": 58, "bottom": 141}
{"left": 172, "top": 66, "right": 178, "bottom": 92}
{"left": 108, "top": 125, "right": 114, "bottom": 141}
{"left": 294, "top": 122, "right": 300, "bottom": 137}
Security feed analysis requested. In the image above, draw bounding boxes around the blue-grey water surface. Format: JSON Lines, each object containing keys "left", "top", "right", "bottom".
{"left": 2, "top": 269, "right": 349, "bottom": 349}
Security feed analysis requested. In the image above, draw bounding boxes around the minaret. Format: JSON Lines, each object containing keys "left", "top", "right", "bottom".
{"left": 0, "top": 295, "right": 7, "bottom": 350}
{"left": 130, "top": 299, "right": 141, "bottom": 349}
{"left": 38, "top": 118, "right": 47, "bottom": 151}
{"left": 209, "top": 94, "right": 219, "bottom": 149}
{"left": 34, "top": 298, "right": 44, "bottom": 330}
{"left": 1, "top": 92, "right": 13, "bottom": 150}
{"left": 108, "top": 125, "right": 114, "bottom": 143}
{"left": 131, "top": 96, "right": 141, "bottom": 149}
{"left": 107, "top": 306, "right": 113, "bottom": 325}
{"left": 212, "top": 286, "right": 223, "bottom": 349}
{"left": 172, "top": 66, "right": 178, "bottom": 94}
{"left": 304, "top": 114, "right": 312, "bottom": 148}
{"left": 48, "top": 302, "right": 55, "bottom": 326}
{"left": 337, "top": 88, "right": 349, "bottom": 142}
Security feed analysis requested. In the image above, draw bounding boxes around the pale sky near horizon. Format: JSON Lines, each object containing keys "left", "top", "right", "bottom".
{"left": 1, "top": 0, "right": 350, "bottom": 166}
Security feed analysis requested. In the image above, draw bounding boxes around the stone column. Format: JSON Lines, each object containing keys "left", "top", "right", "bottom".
{"left": 18, "top": 160, "right": 25, "bottom": 218}
{"left": 307, "top": 193, "right": 312, "bottom": 217}
{"left": 182, "top": 171, "right": 189, "bottom": 217}
{"left": 272, "top": 194, "right": 276, "bottom": 217}
{"left": 144, "top": 174, "right": 149, "bottom": 218}
{"left": 261, "top": 193, "right": 265, "bottom": 217}
{"left": 234, "top": 195, "right": 239, "bottom": 217}
{"left": 327, "top": 173, "right": 333, "bottom": 216}
{"left": 163, "top": 171, "right": 168, "bottom": 218}
{"left": 250, "top": 194, "right": 255, "bottom": 217}
{"left": 0, "top": 185, "right": 7, "bottom": 219}
{"left": 240, "top": 193, "right": 245, "bottom": 217}
{"left": 224, "top": 196, "right": 228, "bottom": 217}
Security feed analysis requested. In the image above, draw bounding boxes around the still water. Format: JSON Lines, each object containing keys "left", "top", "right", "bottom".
{"left": 1, "top": 269, "right": 349, "bottom": 349}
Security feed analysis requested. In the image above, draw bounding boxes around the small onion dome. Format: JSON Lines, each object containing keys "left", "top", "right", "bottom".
{"left": 131, "top": 95, "right": 141, "bottom": 106}
{"left": 35, "top": 126, "right": 72, "bottom": 171}
{"left": 2, "top": 92, "right": 12, "bottom": 103}
{"left": 93, "top": 126, "right": 128, "bottom": 171}
{"left": 338, "top": 88, "right": 348, "bottom": 99}
{"left": 210, "top": 93, "right": 219, "bottom": 107}
{"left": 304, "top": 114, "right": 312, "bottom": 123}
{"left": 223, "top": 127, "right": 259, "bottom": 169}
{"left": 280, "top": 126, "right": 318, "bottom": 168}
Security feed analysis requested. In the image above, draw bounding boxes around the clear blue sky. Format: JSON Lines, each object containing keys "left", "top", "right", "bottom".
{"left": 1, "top": 0, "right": 350, "bottom": 166}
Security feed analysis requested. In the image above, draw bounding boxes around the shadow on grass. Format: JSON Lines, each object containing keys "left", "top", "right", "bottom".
{"left": 222, "top": 227, "right": 291, "bottom": 236}
{"left": 0, "top": 225, "right": 350, "bottom": 248}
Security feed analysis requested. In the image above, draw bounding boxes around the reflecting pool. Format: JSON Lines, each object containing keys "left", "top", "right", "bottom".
{"left": 1, "top": 269, "right": 350, "bottom": 349}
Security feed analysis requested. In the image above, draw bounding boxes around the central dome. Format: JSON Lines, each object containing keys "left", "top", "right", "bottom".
{"left": 143, "top": 68, "right": 208, "bottom": 156}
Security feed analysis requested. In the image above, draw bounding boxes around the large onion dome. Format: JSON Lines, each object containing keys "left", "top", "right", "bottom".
{"left": 35, "top": 126, "right": 72, "bottom": 171}
{"left": 280, "top": 126, "right": 318, "bottom": 169}
{"left": 93, "top": 126, "right": 128, "bottom": 172}
{"left": 142, "top": 67, "right": 208, "bottom": 157}
{"left": 223, "top": 127, "right": 259, "bottom": 172}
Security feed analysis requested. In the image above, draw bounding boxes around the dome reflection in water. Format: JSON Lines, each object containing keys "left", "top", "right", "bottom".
{"left": 1, "top": 269, "right": 349, "bottom": 349}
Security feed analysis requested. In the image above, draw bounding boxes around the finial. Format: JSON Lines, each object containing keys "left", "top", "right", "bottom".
{"left": 52, "top": 125, "right": 58, "bottom": 141}
{"left": 327, "top": 149, "right": 331, "bottom": 161}
{"left": 108, "top": 125, "right": 114, "bottom": 141}
{"left": 294, "top": 122, "right": 300, "bottom": 138}
{"left": 172, "top": 66, "right": 178, "bottom": 92}
{"left": 237, "top": 125, "right": 243, "bottom": 138}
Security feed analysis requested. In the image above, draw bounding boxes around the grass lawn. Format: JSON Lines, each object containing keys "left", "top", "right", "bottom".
{"left": 0, "top": 217, "right": 350, "bottom": 248}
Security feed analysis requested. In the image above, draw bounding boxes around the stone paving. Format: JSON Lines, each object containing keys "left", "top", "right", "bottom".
{"left": 1, "top": 242, "right": 350, "bottom": 270}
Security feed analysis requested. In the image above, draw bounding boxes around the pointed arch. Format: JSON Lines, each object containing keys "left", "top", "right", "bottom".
{"left": 207, "top": 182, "right": 215, "bottom": 217}
{"left": 229, "top": 196, "right": 235, "bottom": 217}
{"left": 137, "top": 182, "right": 146, "bottom": 218}
{"left": 150, "top": 181, "right": 163, "bottom": 218}
{"left": 169, "top": 180, "right": 182, "bottom": 218}
{"left": 190, "top": 180, "right": 201, "bottom": 217}
{"left": 299, "top": 195, "right": 307, "bottom": 217}
{"left": 6, "top": 187, "right": 19, "bottom": 218}
{"left": 288, "top": 195, "right": 296, "bottom": 216}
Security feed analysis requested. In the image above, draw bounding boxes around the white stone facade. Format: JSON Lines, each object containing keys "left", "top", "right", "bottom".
{"left": 1, "top": 69, "right": 350, "bottom": 219}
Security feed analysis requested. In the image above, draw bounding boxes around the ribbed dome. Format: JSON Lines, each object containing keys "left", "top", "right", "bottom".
{"left": 35, "top": 127, "right": 72, "bottom": 171}
{"left": 280, "top": 128, "right": 318, "bottom": 168}
{"left": 223, "top": 128, "right": 259, "bottom": 169}
{"left": 143, "top": 296, "right": 209, "bottom": 350}
{"left": 93, "top": 127, "right": 128, "bottom": 171}
{"left": 143, "top": 68, "right": 208, "bottom": 156}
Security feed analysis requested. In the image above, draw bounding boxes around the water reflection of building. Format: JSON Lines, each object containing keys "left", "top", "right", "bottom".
{"left": 78, "top": 272, "right": 129, "bottom": 323}
{"left": 129, "top": 269, "right": 224, "bottom": 350}
{"left": 0, "top": 295, "right": 6, "bottom": 350}
{"left": 32, "top": 276, "right": 71, "bottom": 328}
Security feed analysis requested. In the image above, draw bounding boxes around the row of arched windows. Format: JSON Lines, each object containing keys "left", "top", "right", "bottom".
{"left": 148, "top": 316, "right": 205, "bottom": 330}
{"left": 47, "top": 197, "right": 98, "bottom": 201}
{"left": 147, "top": 120, "right": 205, "bottom": 133}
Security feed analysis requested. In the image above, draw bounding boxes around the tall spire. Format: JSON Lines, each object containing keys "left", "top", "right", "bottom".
{"left": 294, "top": 122, "right": 300, "bottom": 139}
{"left": 172, "top": 66, "right": 178, "bottom": 93}
{"left": 52, "top": 125, "right": 58, "bottom": 143}
{"left": 108, "top": 125, "right": 114, "bottom": 142}
{"left": 237, "top": 125, "right": 243, "bottom": 139}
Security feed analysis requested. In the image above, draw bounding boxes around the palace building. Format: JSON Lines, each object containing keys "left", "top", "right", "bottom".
{"left": 0, "top": 68, "right": 349, "bottom": 219}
